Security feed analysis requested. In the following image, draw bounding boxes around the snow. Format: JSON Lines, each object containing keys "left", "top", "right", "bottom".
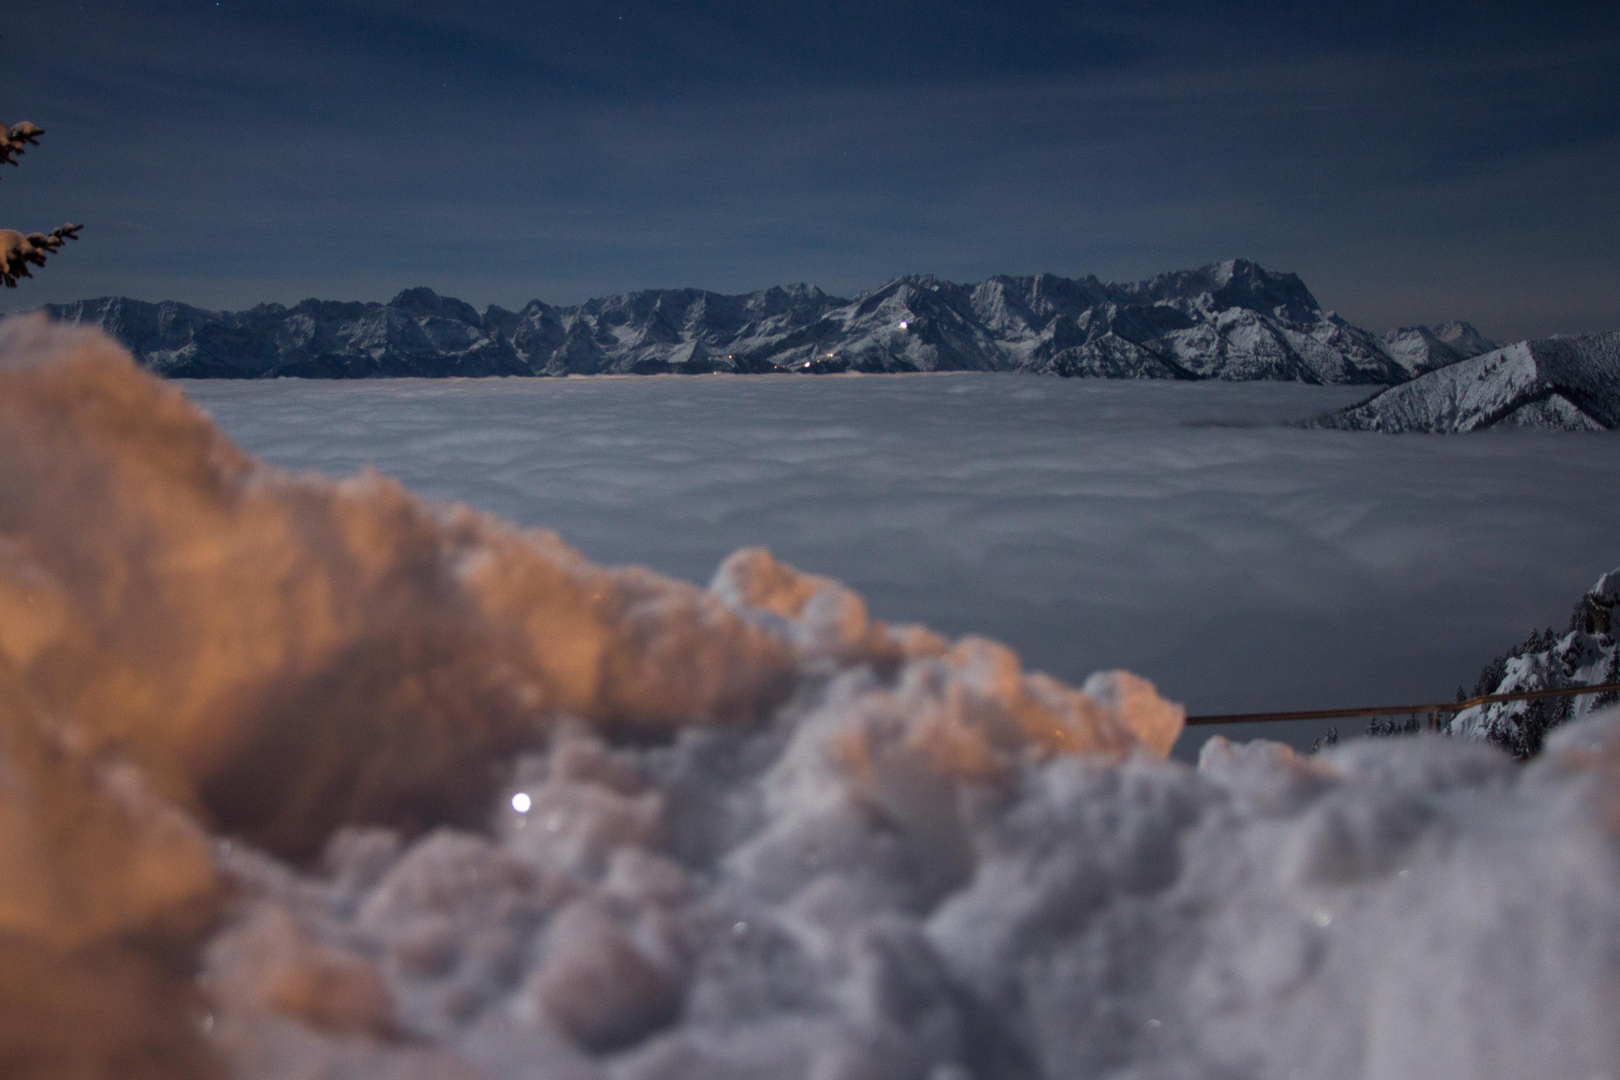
{"left": 7, "top": 318, "right": 1620, "bottom": 1080}
{"left": 1379, "top": 322, "right": 1496, "bottom": 378}
{"left": 1450, "top": 569, "right": 1620, "bottom": 751}
{"left": 43, "top": 259, "right": 1421, "bottom": 382}
{"left": 1318, "top": 331, "right": 1620, "bottom": 432}
{"left": 191, "top": 697, "right": 1620, "bottom": 1080}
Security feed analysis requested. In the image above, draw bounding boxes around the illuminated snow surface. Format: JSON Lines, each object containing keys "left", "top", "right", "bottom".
{"left": 5, "top": 319, "right": 1620, "bottom": 1080}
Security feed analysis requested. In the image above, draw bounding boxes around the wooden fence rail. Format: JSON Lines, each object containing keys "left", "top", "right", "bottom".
{"left": 1185, "top": 681, "right": 1620, "bottom": 730}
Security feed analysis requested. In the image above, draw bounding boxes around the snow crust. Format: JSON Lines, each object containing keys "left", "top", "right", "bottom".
{"left": 6, "top": 319, "right": 1620, "bottom": 1080}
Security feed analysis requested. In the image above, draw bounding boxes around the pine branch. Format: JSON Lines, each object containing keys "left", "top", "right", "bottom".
{"left": 1, "top": 121, "right": 45, "bottom": 171}
{"left": 1, "top": 224, "right": 83, "bottom": 287}
{"left": 1, "top": 116, "right": 84, "bottom": 285}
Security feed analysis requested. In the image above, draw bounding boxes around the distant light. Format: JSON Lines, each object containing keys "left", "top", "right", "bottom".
{"left": 898, "top": 320, "right": 909, "bottom": 330}
{"left": 511, "top": 792, "right": 532, "bottom": 813}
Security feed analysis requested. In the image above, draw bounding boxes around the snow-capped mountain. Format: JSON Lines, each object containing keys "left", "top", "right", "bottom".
{"left": 1451, "top": 568, "right": 1620, "bottom": 756}
{"left": 1380, "top": 320, "right": 1499, "bottom": 378}
{"left": 37, "top": 259, "right": 1491, "bottom": 382}
{"left": 1313, "top": 331, "right": 1620, "bottom": 432}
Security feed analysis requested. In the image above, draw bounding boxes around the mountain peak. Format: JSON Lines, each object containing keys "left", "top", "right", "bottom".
{"left": 1434, "top": 320, "right": 1497, "bottom": 356}
{"left": 389, "top": 286, "right": 442, "bottom": 308}
{"left": 1316, "top": 330, "right": 1620, "bottom": 432}
{"left": 389, "top": 287, "right": 483, "bottom": 325}
{"left": 1206, "top": 259, "right": 1318, "bottom": 321}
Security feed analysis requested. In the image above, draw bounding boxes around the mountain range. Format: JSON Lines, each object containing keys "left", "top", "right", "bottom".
{"left": 1313, "top": 331, "right": 1620, "bottom": 433}
{"left": 37, "top": 259, "right": 1493, "bottom": 383}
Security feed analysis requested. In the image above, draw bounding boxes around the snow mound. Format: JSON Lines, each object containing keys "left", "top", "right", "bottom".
{"left": 4, "top": 319, "right": 1620, "bottom": 1080}
{"left": 197, "top": 704, "right": 1620, "bottom": 1080}
{"left": 1313, "top": 331, "right": 1620, "bottom": 432}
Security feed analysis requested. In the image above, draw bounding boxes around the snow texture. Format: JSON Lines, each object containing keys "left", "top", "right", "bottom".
{"left": 37, "top": 259, "right": 1489, "bottom": 383}
{"left": 6, "top": 319, "right": 1620, "bottom": 1080}
{"left": 1315, "top": 331, "right": 1620, "bottom": 432}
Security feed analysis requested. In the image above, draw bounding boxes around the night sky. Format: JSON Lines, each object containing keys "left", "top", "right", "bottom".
{"left": 3, "top": 1, "right": 1616, "bottom": 342}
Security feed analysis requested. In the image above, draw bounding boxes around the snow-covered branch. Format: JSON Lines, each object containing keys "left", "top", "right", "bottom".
{"left": 2, "top": 120, "right": 82, "bottom": 285}
{"left": 1, "top": 223, "right": 82, "bottom": 287}
{"left": 1, "top": 120, "right": 44, "bottom": 169}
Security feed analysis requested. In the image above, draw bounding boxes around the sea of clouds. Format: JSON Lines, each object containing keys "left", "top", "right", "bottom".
{"left": 4, "top": 318, "right": 1620, "bottom": 1080}
{"left": 182, "top": 370, "right": 1620, "bottom": 752}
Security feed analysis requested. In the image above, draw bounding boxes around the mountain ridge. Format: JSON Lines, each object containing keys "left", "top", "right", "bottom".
{"left": 1450, "top": 568, "right": 1620, "bottom": 757}
{"left": 34, "top": 259, "right": 1493, "bottom": 383}
{"left": 1312, "top": 330, "right": 1620, "bottom": 432}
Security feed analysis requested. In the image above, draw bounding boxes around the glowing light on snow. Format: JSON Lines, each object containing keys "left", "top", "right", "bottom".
{"left": 510, "top": 792, "right": 532, "bottom": 813}
{"left": 898, "top": 320, "right": 909, "bottom": 329}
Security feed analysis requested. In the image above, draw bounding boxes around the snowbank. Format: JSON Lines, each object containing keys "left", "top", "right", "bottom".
{"left": 2, "top": 318, "right": 1618, "bottom": 1080}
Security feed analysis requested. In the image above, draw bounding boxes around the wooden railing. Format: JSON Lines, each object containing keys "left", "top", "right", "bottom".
{"left": 1185, "top": 681, "right": 1620, "bottom": 731}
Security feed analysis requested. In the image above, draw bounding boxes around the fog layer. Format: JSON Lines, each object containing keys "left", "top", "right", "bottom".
{"left": 181, "top": 373, "right": 1620, "bottom": 752}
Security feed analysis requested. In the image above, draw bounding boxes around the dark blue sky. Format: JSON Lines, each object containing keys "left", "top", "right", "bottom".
{"left": 3, "top": 1, "right": 1616, "bottom": 341}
